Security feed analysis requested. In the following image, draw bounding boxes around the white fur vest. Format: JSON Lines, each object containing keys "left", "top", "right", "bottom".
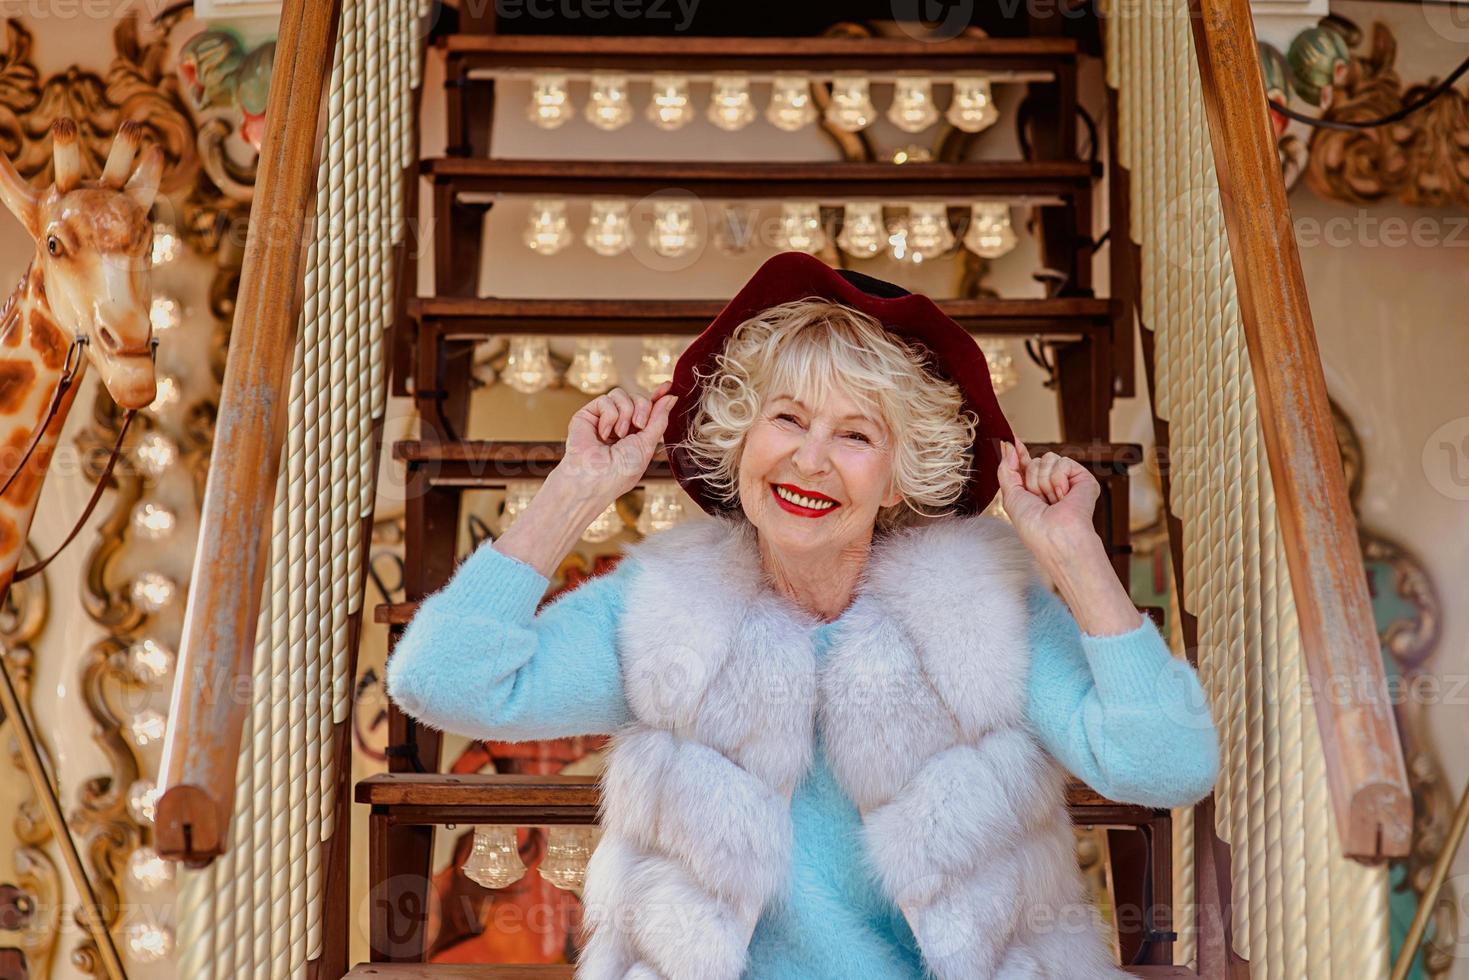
{"left": 576, "top": 511, "right": 1130, "bottom": 980}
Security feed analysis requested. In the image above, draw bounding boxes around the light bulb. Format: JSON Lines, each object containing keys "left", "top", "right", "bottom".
{"left": 948, "top": 77, "right": 999, "bottom": 133}
{"left": 463, "top": 825, "right": 527, "bottom": 889}
{"left": 127, "top": 779, "right": 160, "bottom": 824}
{"left": 523, "top": 199, "right": 571, "bottom": 255}
{"left": 128, "top": 638, "right": 176, "bottom": 684}
{"left": 129, "top": 708, "right": 168, "bottom": 746}
{"left": 567, "top": 338, "right": 618, "bottom": 395}
{"left": 713, "top": 204, "right": 755, "bottom": 255}
{"left": 963, "top": 202, "right": 1018, "bottom": 259}
{"left": 149, "top": 295, "right": 181, "bottom": 332}
{"left": 584, "top": 199, "right": 631, "bottom": 256}
{"left": 500, "top": 481, "right": 538, "bottom": 533}
{"left": 905, "top": 203, "right": 954, "bottom": 260}
{"left": 133, "top": 431, "right": 178, "bottom": 479}
{"left": 149, "top": 375, "right": 181, "bottom": 411}
{"left": 540, "top": 826, "right": 595, "bottom": 891}
{"left": 151, "top": 223, "right": 179, "bottom": 265}
{"left": 636, "top": 483, "right": 685, "bottom": 536}
{"left": 837, "top": 203, "right": 885, "bottom": 259}
{"left": 980, "top": 338, "right": 1019, "bottom": 394}
{"left": 647, "top": 200, "right": 699, "bottom": 258}
{"left": 124, "top": 922, "right": 173, "bottom": 963}
{"left": 582, "top": 500, "right": 623, "bottom": 543}
{"left": 888, "top": 78, "right": 939, "bottom": 133}
{"left": 767, "top": 75, "right": 816, "bottom": 131}
{"left": 504, "top": 337, "right": 556, "bottom": 394}
{"left": 636, "top": 337, "right": 682, "bottom": 389}
{"left": 128, "top": 847, "right": 175, "bottom": 890}
{"left": 707, "top": 75, "right": 755, "bottom": 131}
{"left": 825, "top": 77, "right": 875, "bottom": 132}
{"left": 646, "top": 74, "right": 692, "bottom": 130}
{"left": 131, "top": 501, "right": 176, "bottom": 540}
{"left": 130, "top": 572, "right": 177, "bottom": 612}
{"left": 585, "top": 74, "right": 632, "bottom": 131}
{"left": 527, "top": 74, "right": 573, "bottom": 129}
{"left": 775, "top": 202, "right": 826, "bottom": 254}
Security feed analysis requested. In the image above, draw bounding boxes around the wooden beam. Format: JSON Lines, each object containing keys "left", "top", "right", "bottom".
{"left": 155, "top": 0, "right": 343, "bottom": 866}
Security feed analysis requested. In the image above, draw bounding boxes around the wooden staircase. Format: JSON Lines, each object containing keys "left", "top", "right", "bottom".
{"left": 365, "top": 12, "right": 1179, "bottom": 977}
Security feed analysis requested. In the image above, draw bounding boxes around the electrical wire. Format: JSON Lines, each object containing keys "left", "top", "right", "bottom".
{"left": 1266, "top": 50, "right": 1469, "bottom": 131}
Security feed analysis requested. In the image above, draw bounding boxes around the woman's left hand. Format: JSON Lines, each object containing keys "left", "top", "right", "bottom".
{"left": 996, "top": 440, "right": 1101, "bottom": 562}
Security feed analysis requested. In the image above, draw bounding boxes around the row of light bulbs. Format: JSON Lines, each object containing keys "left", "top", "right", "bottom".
{"left": 498, "top": 480, "right": 687, "bottom": 539}
{"left": 486, "top": 333, "right": 1018, "bottom": 399}
{"left": 528, "top": 73, "right": 1002, "bottom": 135}
{"left": 525, "top": 199, "right": 1020, "bottom": 263}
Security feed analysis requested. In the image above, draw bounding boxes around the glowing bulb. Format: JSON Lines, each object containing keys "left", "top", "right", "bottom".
{"left": 503, "top": 337, "right": 556, "bottom": 394}
{"left": 149, "top": 295, "right": 181, "bottom": 332}
{"left": 825, "top": 77, "right": 875, "bottom": 132}
{"left": 149, "top": 375, "right": 181, "bottom": 411}
{"left": 584, "top": 199, "right": 631, "bottom": 256}
{"left": 124, "top": 922, "right": 173, "bottom": 962}
{"left": 635, "top": 337, "right": 682, "bottom": 389}
{"left": 713, "top": 203, "right": 755, "bottom": 256}
{"left": 888, "top": 78, "right": 939, "bottom": 133}
{"left": 130, "top": 572, "right": 177, "bottom": 612}
{"left": 527, "top": 73, "right": 573, "bottom": 129}
{"left": 463, "top": 825, "right": 526, "bottom": 889}
{"left": 636, "top": 483, "right": 685, "bottom": 536}
{"left": 500, "top": 481, "right": 538, "bottom": 533}
{"left": 647, "top": 200, "right": 699, "bottom": 258}
{"left": 128, "top": 847, "right": 175, "bottom": 890}
{"left": 707, "top": 75, "right": 755, "bottom": 131}
{"left": 767, "top": 75, "right": 816, "bottom": 131}
{"left": 837, "top": 203, "right": 884, "bottom": 259}
{"left": 523, "top": 199, "right": 571, "bottom": 256}
{"left": 585, "top": 74, "right": 632, "bottom": 131}
{"left": 646, "top": 74, "right": 692, "bottom": 130}
{"left": 948, "top": 77, "right": 999, "bottom": 133}
{"left": 906, "top": 203, "right": 954, "bottom": 260}
{"left": 963, "top": 202, "right": 1018, "bottom": 259}
{"left": 131, "top": 502, "right": 176, "bottom": 540}
{"left": 567, "top": 338, "right": 618, "bottom": 395}
{"left": 150, "top": 223, "right": 179, "bottom": 265}
{"left": 980, "top": 338, "right": 1019, "bottom": 394}
{"left": 129, "top": 708, "right": 167, "bottom": 745}
{"left": 775, "top": 202, "right": 826, "bottom": 254}
{"left": 133, "top": 432, "right": 178, "bottom": 479}
{"left": 539, "top": 826, "right": 596, "bottom": 891}
{"left": 582, "top": 500, "right": 623, "bottom": 543}
{"left": 127, "top": 779, "right": 160, "bottom": 824}
{"left": 127, "top": 638, "right": 176, "bottom": 684}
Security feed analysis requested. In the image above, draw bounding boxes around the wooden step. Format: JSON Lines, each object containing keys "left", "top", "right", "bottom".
{"left": 442, "top": 33, "right": 1077, "bottom": 74}
{"left": 345, "top": 965, "right": 1193, "bottom": 979}
{"left": 409, "top": 296, "right": 1119, "bottom": 339}
{"left": 423, "top": 158, "right": 1101, "bottom": 199}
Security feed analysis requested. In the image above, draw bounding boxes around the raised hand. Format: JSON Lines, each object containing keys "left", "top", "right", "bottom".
{"left": 995, "top": 439, "right": 1102, "bottom": 560}
{"left": 561, "top": 380, "right": 679, "bottom": 505}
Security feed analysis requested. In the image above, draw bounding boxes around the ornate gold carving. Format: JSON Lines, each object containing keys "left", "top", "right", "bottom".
{"left": 1304, "top": 22, "right": 1469, "bottom": 208}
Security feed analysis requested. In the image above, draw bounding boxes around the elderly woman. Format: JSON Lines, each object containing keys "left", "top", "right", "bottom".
{"left": 387, "top": 252, "right": 1218, "bottom": 980}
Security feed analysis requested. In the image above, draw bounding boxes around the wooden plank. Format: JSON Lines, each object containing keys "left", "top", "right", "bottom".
{"left": 423, "top": 157, "right": 1100, "bottom": 198}
{"left": 1188, "top": 0, "right": 1410, "bottom": 861}
{"left": 154, "top": 0, "right": 344, "bottom": 866}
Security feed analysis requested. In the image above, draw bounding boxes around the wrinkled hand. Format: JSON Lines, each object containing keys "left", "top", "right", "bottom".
{"left": 560, "top": 381, "right": 679, "bottom": 504}
{"left": 996, "top": 439, "right": 1101, "bottom": 562}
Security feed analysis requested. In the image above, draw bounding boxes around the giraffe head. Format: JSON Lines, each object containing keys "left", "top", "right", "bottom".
{"left": 0, "top": 118, "right": 162, "bottom": 410}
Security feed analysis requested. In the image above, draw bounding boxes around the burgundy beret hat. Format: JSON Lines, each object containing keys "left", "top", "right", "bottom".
{"left": 663, "top": 250, "right": 1015, "bottom": 518}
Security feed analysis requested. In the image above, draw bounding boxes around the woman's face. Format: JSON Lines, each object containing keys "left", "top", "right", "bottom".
{"left": 737, "top": 385, "right": 901, "bottom": 554}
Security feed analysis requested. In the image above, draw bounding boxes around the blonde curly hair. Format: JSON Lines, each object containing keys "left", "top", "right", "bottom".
{"left": 667, "top": 297, "right": 979, "bottom": 532}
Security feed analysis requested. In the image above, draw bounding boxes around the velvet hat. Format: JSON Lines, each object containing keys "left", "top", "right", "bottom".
{"left": 663, "top": 250, "right": 1015, "bottom": 517}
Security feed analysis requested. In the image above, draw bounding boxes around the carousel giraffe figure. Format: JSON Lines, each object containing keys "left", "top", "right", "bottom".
{"left": 0, "top": 117, "right": 162, "bottom": 980}
{"left": 0, "top": 117, "right": 161, "bottom": 600}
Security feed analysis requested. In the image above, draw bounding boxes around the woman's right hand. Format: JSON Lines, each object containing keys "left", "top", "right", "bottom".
{"left": 559, "top": 381, "right": 679, "bottom": 505}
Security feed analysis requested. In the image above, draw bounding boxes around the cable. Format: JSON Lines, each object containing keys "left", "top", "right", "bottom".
{"left": 1266, "top": 50, "right": 1469, "bottom": 131}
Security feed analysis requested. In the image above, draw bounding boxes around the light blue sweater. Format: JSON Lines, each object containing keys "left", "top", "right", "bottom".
{"left": 385, "top": 540, "right": 1219, "bottom": 977}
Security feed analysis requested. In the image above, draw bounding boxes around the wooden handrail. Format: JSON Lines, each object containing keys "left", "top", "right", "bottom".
{"left": 1187, "top": 0, "right": 1410, "bottom": 860}
{"left": 155, "top": 0, "right": 344, "bottom": 866}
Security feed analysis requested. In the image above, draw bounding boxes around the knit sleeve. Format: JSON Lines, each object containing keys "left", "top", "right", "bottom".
{"left": 1022, "top": 581, "right": 1219, "bottom": 808}
{"left": 384, "top": 542, "right": 635, "bottom": 741}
